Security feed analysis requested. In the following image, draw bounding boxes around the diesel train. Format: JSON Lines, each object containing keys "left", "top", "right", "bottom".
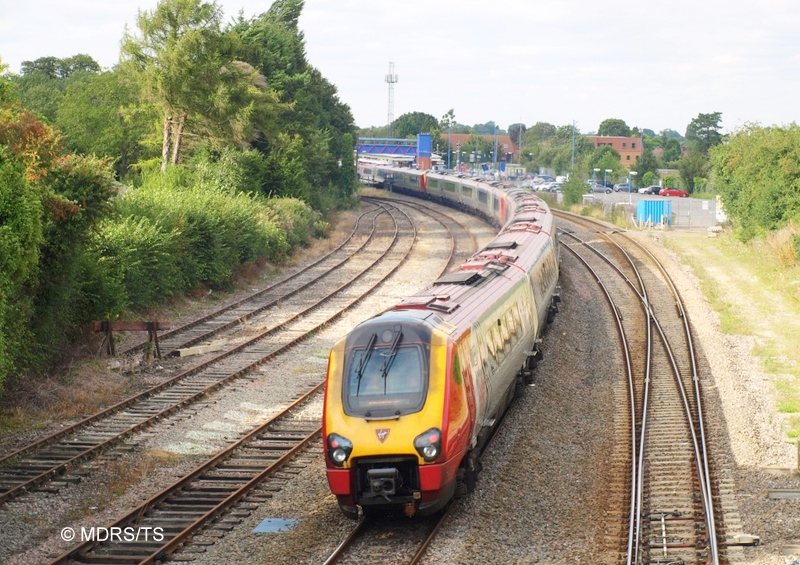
{"left": 323, "top": 163, "right": 560, "bottom": 519}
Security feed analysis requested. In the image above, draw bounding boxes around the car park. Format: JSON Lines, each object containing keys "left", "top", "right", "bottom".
{"left": 659, "top": 188, "right": 689, "bottom": 197}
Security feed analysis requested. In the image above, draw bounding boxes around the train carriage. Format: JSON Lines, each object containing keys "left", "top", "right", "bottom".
{"left": 323, "top": 165, "right": 559, "bottom": 519}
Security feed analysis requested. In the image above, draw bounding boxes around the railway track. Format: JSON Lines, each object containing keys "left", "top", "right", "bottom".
{"left": 322, "top": 508, "right": 451, "bottom": 565}
{"left": 555, "top": 211, "right": 727, "bottom": 565}
{"left": 0, "top": 201, "right": 416, "bottom": 506}
{"left": 0, "top": 194, "right": 487, "bottom": 565}
{"left": 117, "top": 202, "right": 387, "bottom": 358}
{"left": 46, "top": 385, "right": 324, "bottom": 565}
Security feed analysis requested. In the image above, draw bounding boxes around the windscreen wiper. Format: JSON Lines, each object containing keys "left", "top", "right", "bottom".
{"left": 379, "top": 331, "right": 403, "bottom": 394}
{"left": 355, "top": 333, "right": 377, "bottom": 397}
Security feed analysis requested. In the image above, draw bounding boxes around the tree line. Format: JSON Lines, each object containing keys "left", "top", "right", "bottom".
{"left": 378, "top": 110, "right": 800, "bottom": 250}
{"left": 0, "top": 0, "right": 358, "bottom": 396}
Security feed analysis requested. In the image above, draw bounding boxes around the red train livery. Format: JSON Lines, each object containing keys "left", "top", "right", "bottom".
{"left": 323, "top": 165, "right": 559, "bottom": 519}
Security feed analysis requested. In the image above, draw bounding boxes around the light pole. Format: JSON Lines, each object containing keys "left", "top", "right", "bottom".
{"left": 604, "top": 169, "right": 611, "bottom": 190}
{"left": 629, "top": 171, "right": 637, "bottom": 205}
{"left": 456, "top": 143, "right": 460, "bottom": 171}
{"left": 493, "top": 125, "right": 498, "bottom": 171}
{"left": 447, "top": 125, "right": 452, "bottom": 170}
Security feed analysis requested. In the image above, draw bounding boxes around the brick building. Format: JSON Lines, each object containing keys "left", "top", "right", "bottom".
{"left": 588, "top": 136, "right": 643, "bottom": 168}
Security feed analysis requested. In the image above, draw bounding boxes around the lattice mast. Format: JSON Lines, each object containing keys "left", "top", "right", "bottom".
{"left": 385, "top": 62, "right": 398, "bottom": 137}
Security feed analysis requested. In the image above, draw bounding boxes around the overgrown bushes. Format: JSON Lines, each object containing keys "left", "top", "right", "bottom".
{"left": 0, "top": 147, "right": 326, "bottom": 396}
{"left": 712, "top": 123, "right": 800, "bottom": 241}
{"left": 91, "top": 183, "right": 320, "bottom": 313}
{"left": 0, "top": 151, "right": 43, "bottom": 391}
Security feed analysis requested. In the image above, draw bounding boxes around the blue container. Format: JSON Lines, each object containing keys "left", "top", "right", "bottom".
{"left": 637, "top": 199, "right": 672, "bottom": 226}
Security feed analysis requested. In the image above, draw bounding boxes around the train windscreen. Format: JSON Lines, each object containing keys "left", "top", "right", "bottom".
{"left": 343, "top": 336, "right": 428, "bottom": 418}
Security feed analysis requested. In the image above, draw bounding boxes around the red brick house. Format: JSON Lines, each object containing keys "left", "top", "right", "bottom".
{"left": 588, "top": 136, "right": 643, "bottom": 168}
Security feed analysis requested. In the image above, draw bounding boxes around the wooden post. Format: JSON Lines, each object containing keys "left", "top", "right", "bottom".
{"left": 93, "top": 321, "right": 170, "bottom": 360}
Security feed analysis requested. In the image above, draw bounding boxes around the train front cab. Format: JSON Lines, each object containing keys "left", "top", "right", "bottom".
{"left": 322, "top": 310, "right": 469, "bottom": 519}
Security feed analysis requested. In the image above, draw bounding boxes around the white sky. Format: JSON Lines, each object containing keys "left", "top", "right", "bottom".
{"left": 2, "top": 0, "right": 799, "bottom": 135}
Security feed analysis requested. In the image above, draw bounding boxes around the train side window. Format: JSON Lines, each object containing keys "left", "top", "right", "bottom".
{"left": 493, "top": 197, "right": 500, "bottom": 211}
{"left": 511, "top": 303, "right": 522, "bottom": 335}
{"left": 478, "top": 190, "right": 488, "bottom": 204}
{"left": 444, "top": 182, "right": 456, "bottom": 193}
{"left": 485, "top": 327, "right": 496, "bottom": 360}
{"left": 492, "top": 326, "right": 504, "bottom": 362}
{"left": 485, "top": 328, "right": 498, "bottom": 372}
{"left": 499, "top": 316, "right": 510, "bottom": 346}
{"left": 506, "top": 310, "right": 518, "bottom": 347}
{"left": 461, "top": 185, "right": 473, "bottom": 198}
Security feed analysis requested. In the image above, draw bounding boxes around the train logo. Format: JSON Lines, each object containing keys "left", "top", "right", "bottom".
{"left": 375, "top": 429, "right": 390, "bottom": 443}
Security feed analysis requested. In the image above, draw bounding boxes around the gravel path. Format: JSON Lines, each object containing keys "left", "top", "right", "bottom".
{"left": 0, "top": 204, "right": 797, "bottom": 565}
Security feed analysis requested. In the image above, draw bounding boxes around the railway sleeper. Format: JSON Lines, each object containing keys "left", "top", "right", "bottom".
{"left": 84, "top": 548, "right": 170, "bottom": 560}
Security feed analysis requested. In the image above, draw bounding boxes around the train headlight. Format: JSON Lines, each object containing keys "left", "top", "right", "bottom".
{"left": 413, "top": 428, "right": 442, "bottom": 462}
{"left": 326, "top": 433, "right": 353, "bottom": 467}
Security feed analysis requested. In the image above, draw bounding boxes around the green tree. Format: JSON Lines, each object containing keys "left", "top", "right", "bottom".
{"left": 0, "top": 56, "right": 15, "bottom": 104}
{"left": 12, "top": 55, "right": 103, "bottom": 123}
{"left": 121, "top": 0, "right": 229, "bottom": 171}
{"left": 685, "top": 112, "right": 723, "bottom": 155}
{"left": 641, "top": 171, "right": 658, "bottom": 186}
{"left": 677, "top": 151, "right": 708, "bottom": 192}
{"left": 231, "top": 0, "right": 357, "bottom": 210}
{"left": 712, "top": 123, "right": 800, "bottom": 239}
{"left": 662, "top": 138, "right": 683, "bottom": 163}
{"left": 632, "top": 147, "right": 659, "bottom": 182}
{"left": 393, "top": 111, "right": 438, "bottom": 138}
{"left": 0, "top": 148, "right": 43, "bottom": 390}
{"left": 588, "top": 144, "right": 622, "bottom": 179}
{"left": 560, "top": 159, "right": 589, "bottom": 206}
{"left": 508, "top": 123, "right": 526, "bottom": 147}
{"left": 56, "top": 70, "right": 158, "bottom": 178}
{"left": 526, "top": 122, "right": 557, "bottom": 144}
{"left": 597, "top": 118, "right": 631, "bottom": 137}
{"left": 458, "top": 134, "right": 494, "bottom": 168}
{"left": 440, "top": 109, "right": 456, "bottom": 130}
{"left": 20, "top": 55, "right": 100, "bottom": 78}
{"left": 472, "top": 121, "right": 499, "bottom": 135}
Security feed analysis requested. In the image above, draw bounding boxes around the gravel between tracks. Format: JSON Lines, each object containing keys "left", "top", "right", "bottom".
{"left": 0, "top": 204, "right": 797, "bottom": 565}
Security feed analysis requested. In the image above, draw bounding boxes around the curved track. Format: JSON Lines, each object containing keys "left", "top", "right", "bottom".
{"left": 0, "top": 195, "right": 487, "bottom": 565}
{"left": 0, "top": 201, "right": 415, "bottom": 506}
{"left": 555, "top": 211, "right": 723, "bottom": 564}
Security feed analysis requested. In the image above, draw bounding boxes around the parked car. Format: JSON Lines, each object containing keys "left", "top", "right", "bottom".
{"left": 638, "top": 185, "right": 662, "bottom": 195}
{"left": 613, "top": 183, "right": 633, "bottom": 192}
{"left": 659, "top": 188, "right": 689, "bottom": 197}
{"left": 588, "top": 182, "right": 612, "bottom": 194}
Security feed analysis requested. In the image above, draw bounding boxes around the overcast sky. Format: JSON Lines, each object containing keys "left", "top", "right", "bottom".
{"left": 2, "top": 0, "right": 799, "bottom": 135}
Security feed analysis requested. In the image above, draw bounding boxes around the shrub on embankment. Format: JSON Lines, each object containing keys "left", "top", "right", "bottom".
{"left": 0, "top": 153, "right": 326, "bottom": 398}
{"left": 92, "top": 183, "right": 322, "bottom": 311}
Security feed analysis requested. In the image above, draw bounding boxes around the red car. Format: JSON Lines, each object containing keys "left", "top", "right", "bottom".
{"left": 659, "top": 188, "right": 689, "bottom": 197}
